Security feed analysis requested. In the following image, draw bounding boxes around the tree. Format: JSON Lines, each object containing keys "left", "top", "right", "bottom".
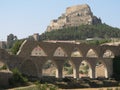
{"left": 11, "top": 40, "right": 24, "bottom": 55}
{"left": 40, "top": 24, "right": 120, "bottom": 41}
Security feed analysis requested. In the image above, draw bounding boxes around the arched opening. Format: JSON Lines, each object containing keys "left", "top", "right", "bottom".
{"left": 31, "top": 45, "right": 47, "bottom": 56}
{"left": 95, "top": 60, "right": 108, "bottom": 78}
{"left": 42, "top": 60, "right": 56, "bottom": 77}
{"left": 53, "top": 47, "right": 67, "bottom": 57}
{"left": 71, "top": 48, "right": 82, "bottom": 57}
{"left": 20, "top": 60, "right": 38, "bottom": 77}
{"left": 103, "top": 50, "right": 114, "bottom": 58}
{"left": 86, "top": 49, "right": 98, "bottom": 57}
{"left": 79, "top": 60, "right": 92, "bottom": 78}
{"left": 63, "top": 60, "right": 74, "bottom": 77}
{"left": 0, "top": 60, "right": 9, "bottom": 71}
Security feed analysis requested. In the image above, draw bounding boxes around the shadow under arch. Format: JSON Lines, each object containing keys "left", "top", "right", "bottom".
{"left": 20, "top": 59, "right": 39, "bottom": 78}
{"left": 53, "top": 46, "right": 68, "bottom": 57}
{"left": 86, "top": 48, "right": 98, "bottom": 57}
{"left": 0, "top": 60, "right": 9, "bottom": 71}
{"left": 103, "top": 49, "right": 115, "bottom": 58}
{"left": 42, "top": 60, "right": 57, "bottom": 77}
{"left": 95, "top": 60, "right": 108, "bottom": 78}
{"left": 79, "top": 60, "right": 93, "bottom": 78}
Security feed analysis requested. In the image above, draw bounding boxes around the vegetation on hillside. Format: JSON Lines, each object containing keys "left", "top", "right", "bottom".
{"left": 81, "top": 39, "right": 111, "bottom": 45}
{"left": 40, "top": 24, "right": 120, "bottom": 40}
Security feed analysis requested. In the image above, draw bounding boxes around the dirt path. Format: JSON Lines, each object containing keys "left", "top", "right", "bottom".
{"left": 59, "top": 87, "right": 120, "bottom": 90}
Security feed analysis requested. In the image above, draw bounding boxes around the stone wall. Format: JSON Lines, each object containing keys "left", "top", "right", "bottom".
{"left": 0, "top": 70, "right": 12, "bottom": 87}
{"left": 0, "top": 40, "right": 119, "bottom": 86}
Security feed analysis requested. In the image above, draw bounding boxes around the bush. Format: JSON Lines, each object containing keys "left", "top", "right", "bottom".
{"left": 9, "top": 68, "right": 28, "bottom": 87}
{"left": 0, "top": 64, "right": 7, "bottom": 70}
{"left": 11, "top": 40, "right": 24, "bottom": 55}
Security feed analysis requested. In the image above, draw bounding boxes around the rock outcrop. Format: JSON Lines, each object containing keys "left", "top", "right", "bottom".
{"left": 46, "top": 4, "right": 101, "bottom": 32}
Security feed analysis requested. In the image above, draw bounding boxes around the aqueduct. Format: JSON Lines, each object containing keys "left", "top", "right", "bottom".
{"left": 0, "top": 40, "right": 120, "bottom": 79}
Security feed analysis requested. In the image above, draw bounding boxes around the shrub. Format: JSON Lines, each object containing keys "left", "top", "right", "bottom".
{"left": 9, "top": 68, "right": 28, "bottom": 87}
{"left": 0, "top": 64, "right": 7, "bottom": 70}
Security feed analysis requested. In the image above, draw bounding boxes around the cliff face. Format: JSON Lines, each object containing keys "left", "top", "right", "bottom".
{"left": 46, "top": 4, "right": 101, "bottom": 32}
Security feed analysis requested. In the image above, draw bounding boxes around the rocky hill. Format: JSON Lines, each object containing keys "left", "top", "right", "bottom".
{"left": 46, "top": 4, "right": 101, "bottom": 32}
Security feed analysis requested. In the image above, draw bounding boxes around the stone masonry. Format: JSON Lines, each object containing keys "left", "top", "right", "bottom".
{"left": 0, "top": 40, "right": 120, "bottom": 86}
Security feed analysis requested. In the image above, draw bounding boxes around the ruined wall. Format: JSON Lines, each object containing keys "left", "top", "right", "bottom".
{"left": 46, "top": 4, "right": 101, "bottom": 32}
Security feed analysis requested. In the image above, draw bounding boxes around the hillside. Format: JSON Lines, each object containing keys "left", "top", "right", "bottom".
{"left": 46, "top": 4, "right": 101, "bottom": 32}
{"left": 40, "top": 24, "right": 120, "bottom": 40}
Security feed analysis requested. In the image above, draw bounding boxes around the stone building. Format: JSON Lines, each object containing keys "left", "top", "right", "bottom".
{"left": 0, "top": 41, "right": 6, "bottom": 49}
{"left": 28, "top": 33, "right": 40, "bottom": 41}
{"left": 46, "top": 4, "right": 101, "bottom": 32}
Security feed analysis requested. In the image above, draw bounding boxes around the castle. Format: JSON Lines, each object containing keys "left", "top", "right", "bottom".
{"left": 46, "top": 4, "right": 101, "bottom": 32}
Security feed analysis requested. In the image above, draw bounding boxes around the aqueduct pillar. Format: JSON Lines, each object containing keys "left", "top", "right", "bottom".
{"left": 54, "top": 58, "right": 66, "bottom": 78}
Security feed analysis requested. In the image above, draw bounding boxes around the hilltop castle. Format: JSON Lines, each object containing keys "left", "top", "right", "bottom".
{"left": 46, "top": 4, "right": 101, "bottom": 32}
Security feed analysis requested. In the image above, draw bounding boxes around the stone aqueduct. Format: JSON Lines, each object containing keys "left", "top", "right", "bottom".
{"left": 0, "top": 40, "right": 120, "bottom": 79}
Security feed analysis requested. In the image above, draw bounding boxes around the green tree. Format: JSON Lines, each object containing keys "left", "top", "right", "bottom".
{"left": 11, "top": 40, "right": 24, "bottom": 55}
{"left": 40, "top": 24, "right": 120, "bottom": 41}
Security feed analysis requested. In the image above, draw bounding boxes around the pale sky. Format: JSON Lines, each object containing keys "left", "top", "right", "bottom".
{"left": 0, "top": 0, "right": 120, "bottom": 41}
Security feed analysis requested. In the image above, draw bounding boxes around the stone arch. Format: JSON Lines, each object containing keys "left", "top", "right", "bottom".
{"left": 95, "top": 60, "right": 108, "bottom": 78}
{"left": 103, "top": 49, "right": 115, "bottom": 58}
{"left": 42, "top": 60, "right": 57, "bottom": 76}
{"left": 53, "top": 47, "right": 67, "bottom": 57}
{"left": 31, "top": 45, "right": 47, "bottom": 56}
{"left": 86, "top": 49, "right": 98, "bottom": 57}
{"left": 71, "top": 47, "right": 83, "bottom": 57}
{"left": 63, "top": 60, "right": 74, "bottom": 77}
{"left": 20, "top": 59, "right": 38, "bottom": 77}
{"left": 79, "top": 60, "right": 93, "bottom": 78}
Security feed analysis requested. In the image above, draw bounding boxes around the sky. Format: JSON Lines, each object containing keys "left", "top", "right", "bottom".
{"left": 0, "top": 0, "right": 120, "bottom": 41}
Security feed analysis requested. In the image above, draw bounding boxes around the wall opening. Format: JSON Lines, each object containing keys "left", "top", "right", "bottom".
{"left": 63, "top": 60, "right": 73, "bottom": 77}
{"left": 95, "top": 60, "right": 108, "bottom": 78}
{"left": 53, "top": 47, "right": 67, "bottom": 57}
{"left": 0, "top": 61, "right": 8, "bottom": 71}
{"left": 103, "top": 50, "right": 114, "bottom": 58}
{"left": 31, "top": 45, "right": 47, "bottom": 56}
{"left": 71, "top": 48, "right": 82, "bottom": 57}
{"left": 86, "top": 49, "right": 98, "bottom": 57}
{"left": 79, "top": 60, "right": 92, "bottom": 78}
{"left": 42, "top": 60, "right": 56, "bottom": 77}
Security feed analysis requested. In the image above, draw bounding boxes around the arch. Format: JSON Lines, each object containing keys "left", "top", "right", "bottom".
{"left": 95, "top": 60, "right": 108, "bottom": 78}
{"left": 79, "top": 60, "right": 92, "bottom": 78}
{"left": 53, "top": 47, "right": 67, "bottom": 57}
{"left": 0, "top": 60, "right": 9, "bottom": 71}
{"left": 42, "top": 60, "right": 57, "bottom": 76}
{"left": 31, "top": 45, "right": 47, "bottom": 56}
{"left": 0, "top": 61, "right": 4, "bottom": 68}
{"left": 103, "top": 49, "right": 115, "bottom": 58}
{"left": 86, "top": 49, "right": 98, "bottom": 57}
{"left": 71, "top": 47, "right": 83, "bottom": 57}
{"left": 63, "top": 60, "right": 74, "bottom": 77}
{"left": 20, "top": 60, "right": 38, "bottom": 77}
